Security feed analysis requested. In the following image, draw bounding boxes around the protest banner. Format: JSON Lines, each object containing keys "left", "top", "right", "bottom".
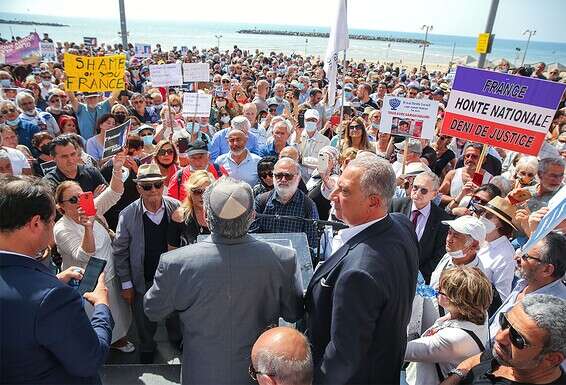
{"left": 64, "top": 53, "right": 126, "bottom": 92}
{"left": 380, "top": 95, "right": 438, "bottom": 140}
{"left": 182, "top": 62, "right": 210, "bottom": 82}
{"left": 40, "top": 42, "right": 57, "bottom": 62}
{"left": 441, "top": 66, "right": 566, "bottom": 156}
{"left": 149, "top": 63, "right": 183, "bottom": 87}
{"left": 102, "top": 120, "right": 130, "bottom": 159}
{"left": 519, "top": 185, "right": 566, "bottom": 256}
{"left": 0, "top": 32, "right": 41, "bottom": 65}
{"left": 40, "top": 160, "right": 57, "bottom": 175}
{"left": 135, "top": 43, "right": 151, "bottom": 58}
{"left": 83, "top": 37, "right": 98, "bottom": 47}
{"left": 182, "top": 93, "right": 212, "bottom": 117}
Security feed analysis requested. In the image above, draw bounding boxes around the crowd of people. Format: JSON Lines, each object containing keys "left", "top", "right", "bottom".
{"left": 1, "top": 35, "right": 566, "bottom": 385}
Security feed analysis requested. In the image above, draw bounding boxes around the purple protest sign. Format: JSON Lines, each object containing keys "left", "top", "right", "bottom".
{"left": 452, "top": 66, "right": 565, "bottom": 110}
{"left": 0, "top": 33, "right": 41, "bottom": 65}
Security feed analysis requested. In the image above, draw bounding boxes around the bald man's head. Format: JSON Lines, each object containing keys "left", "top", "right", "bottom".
{"left": 279, "top": 146, "right": 299, "bottom": 162}
{"left": 251, "top": 327, "right": 312, "bottom": 385}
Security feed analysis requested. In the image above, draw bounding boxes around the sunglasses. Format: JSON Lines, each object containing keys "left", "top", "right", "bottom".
{"left": 260, "top": 171, "right": 273, "bottom": 179}
{"left": 222, "top": 80, "right": 230, "bottom": 83}
{"left": 249, "top": 363, "right": 273, "bottom": 381}
{"left": 139, "top": 181, "right": 164, "bottom": 191}
{"left": 158, "top": 148, "right": 174, "bottom": 156}
{"left": 1, "top": 107, "right": 17, "bottom": 115}
{"left": 411, "top": 184, "right": 430, "bottom": 195}
{"left": 349, "top": 125, "right": 363, "bottom": 131}
{"left": 60, "top": 196, "right": 79, "bottom": 204}
{"left": 190, "top": 187, "right": 206, "bottom": 195}
{"left": 273, "top": 172, "right": 296, "bottom": 181}
{"left": 499, "top": 312, "right": 530, "bottom": 350}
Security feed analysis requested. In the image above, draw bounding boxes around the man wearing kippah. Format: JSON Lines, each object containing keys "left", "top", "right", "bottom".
{"left": 144, "top": 176, "right": 303, "bottom": 385}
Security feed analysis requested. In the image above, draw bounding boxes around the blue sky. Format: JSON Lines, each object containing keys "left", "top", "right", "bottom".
{"left": 2, "top": 0, "right": 565, "bottom": 43}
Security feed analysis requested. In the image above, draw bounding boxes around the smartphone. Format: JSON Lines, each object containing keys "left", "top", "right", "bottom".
{"left": 472, "top": 172, "right": 484, "bottom": 186}
{"left": 78, "top": 192, "right": 97, "bottom": 217}
{"left": 177, "top": 137, "right": 189, "bottom": 154}
{"left": 318, "top": 152, "right": 330, "bottom": 174}
{"left": 298, "top": 112, "right": 305, "bottom": 128}
{"left": 330, "top": 115, "right": 340, "bottom": 126}
{"left": 78, "top": 257, "right": 107, "bottom": 296}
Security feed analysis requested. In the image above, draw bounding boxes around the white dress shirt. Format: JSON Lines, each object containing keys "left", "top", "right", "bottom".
{"left": 411, "top": 202, "right": 431, "bottom": 241}
{"left": 142, "top": 200, "right": 165, "bottom": 225}
{"left": 331, "top": 216, "right": 385, "bottom": 255}
{"left": 477, "top": 236, "right": 516, "bottom": 302}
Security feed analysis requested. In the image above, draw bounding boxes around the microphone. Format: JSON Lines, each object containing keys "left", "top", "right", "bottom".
{"left": 255, "top": 213, "right": 349, "bottom": 230}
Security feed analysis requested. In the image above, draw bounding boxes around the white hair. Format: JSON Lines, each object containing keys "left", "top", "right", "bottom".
{"left": 347, "top": 156, "right": 396, "bottom": 208}
{"left": 231, "top": 115, "right": 251, "bottom": 132}
{"left": 522, "top": 294, "right": 566, "bottom": 356}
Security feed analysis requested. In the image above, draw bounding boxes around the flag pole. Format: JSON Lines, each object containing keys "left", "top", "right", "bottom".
{"left": 337, "top": 50, "right": 347, "bottom": 155}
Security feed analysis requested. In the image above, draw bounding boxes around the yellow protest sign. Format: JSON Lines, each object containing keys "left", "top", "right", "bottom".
{"left": 64, "top": 53, "right": 126, "bottom": 92}
{"left": 476, "top": 33, "right": 490, "bottom": 54}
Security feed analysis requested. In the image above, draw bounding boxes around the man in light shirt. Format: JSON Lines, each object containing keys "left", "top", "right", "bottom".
{"left": 293, "top": 109, "right": 330, "bottom": 179}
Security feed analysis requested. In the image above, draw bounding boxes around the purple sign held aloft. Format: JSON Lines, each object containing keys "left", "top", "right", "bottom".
{"left": 0, "top": 33, "right": 41, "bottom": 65}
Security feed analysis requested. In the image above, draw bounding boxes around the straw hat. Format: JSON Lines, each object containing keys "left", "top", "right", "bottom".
{"left": 476, "top": 196, "right": 517, "bottom": 231}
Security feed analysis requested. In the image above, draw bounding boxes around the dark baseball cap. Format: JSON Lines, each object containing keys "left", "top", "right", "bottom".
{"left": 186, "top": 140, "right": 209, "bottom": 156}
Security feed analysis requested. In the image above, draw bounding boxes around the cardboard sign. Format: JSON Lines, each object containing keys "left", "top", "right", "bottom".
{"left": 83, "top": 37, "right": 98, "bottom": 47}
{"left": 40, "top": 42, "right": 57, "bottom": 62}
{"left": 102, "top": 120, "right": 130, "bottom": 159}
{"left": 0, "top": 32, "right": 41, "bottom": 65}
{"left": 135, "top": 43, "right": 151, "bottom": 58}
{"left": 64, "top": 53, "right": 126, "bottom": 92}
{"left": 182, "top": 62, "right": 210, "bottom": 82}
{"left": 441, "top": 66, "right": 566, "bottom": 156}
{"left": 40, "top": 160, "right": 57, "bottom": 175}
{"left": 149, "top": 63, "right": 183, "bottom": 87}
{"left": 380, "top": 95, "right": 439, "bottom": 140}
{"left": 182, "top": 93, "right": 212, "bottom": 117}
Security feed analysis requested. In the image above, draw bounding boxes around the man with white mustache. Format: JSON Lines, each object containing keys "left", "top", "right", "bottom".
{"left": 214, "top": 126, "right": 261, "bottom": 187}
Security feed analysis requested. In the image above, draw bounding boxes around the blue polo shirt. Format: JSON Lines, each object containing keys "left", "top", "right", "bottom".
{"left": 209, "top": 128, "right": 259, "bottom": 161}
{"left": 14, "top": 119, "right": 40, "bottom": 149}
{"left": 76, "top": 99, "right": 111, "bottom": 140}
{"left": 215, "top": 150, "right": 261, "bottom": 187}
{"left": 258, "top": 141, "right": 290, "bottom": 157}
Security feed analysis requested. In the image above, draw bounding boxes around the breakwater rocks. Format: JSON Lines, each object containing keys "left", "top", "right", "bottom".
{"left": 237, "top": 29, "right": 429, "bottom": 45}
{"left": 0, "top": 19, "right": 69, "bottom": 27}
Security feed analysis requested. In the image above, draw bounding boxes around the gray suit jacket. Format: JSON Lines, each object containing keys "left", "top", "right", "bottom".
{"left": 113, "top": 196, "right": 180, "bottom": 293}
{"left": 144, "top": 233, "right": 304, "bottom": 385}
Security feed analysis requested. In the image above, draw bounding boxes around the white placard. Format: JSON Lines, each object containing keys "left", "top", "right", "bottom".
{"left": 182, "top": 93, "right": 212, "bottom": 117}
{"left": 380, "top": 95, "right": 439, "bottom": 140}
{"left": 135, "top": 43, "right": 151, "bottom": 58}
{"left": 149, "top": 63, "right": 183, "bottom": 87}
{"left": 182, "top": 62, "right": 210, "bottom": 82}
{"left": 40, "top": 42, "right": 57, "bottom": 62}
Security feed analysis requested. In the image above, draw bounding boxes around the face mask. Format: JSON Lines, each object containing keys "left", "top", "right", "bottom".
{"left": 305, "top": 121, "right": 317, "bottom": 133}
{"left": 297, "top": 83, "right": 305, "bottom": 91}
{"left": 142, "top": 135, "right": 154, "bottom": 145}
{"left": 479, "top": 216, "right": 496, "bottom": 234}
{"left": 0, "top": 79, "right": 12, "bottom": 88}
{"left": 216, "top": 100, "right": 226, "bottom": 108}
{"left": 344, "top": 91, "right": 352, "bottom": 100}
{"left": 447, "top": 250, "right": 465, "bottom": 259}
{"left": 371, "top": 123, "right": 379, "bottom": 130}
{"left": 220, "top": 115, "right": 230, "bottom": 124}
{"left": 114, "top": 113, "right": 126, "bottom": 124}
{"left": 41, "top": 79, "right": 51, "bottom": 87}
{"left": 187, "top": 122, "right": 200, "bottom": 134}
{"left": 6, "top": 117, "right": 20, "bottom": 126}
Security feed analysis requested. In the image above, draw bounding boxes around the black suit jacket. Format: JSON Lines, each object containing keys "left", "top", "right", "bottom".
{"left": 390, "top": 197, "right": 452, "bottom": 283}
{"left": 305, "top": 213, "right": 419, "bottom": 385}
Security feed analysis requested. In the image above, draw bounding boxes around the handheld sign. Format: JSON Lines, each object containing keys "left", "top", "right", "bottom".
{"left": 102, "top": 120, "right": 130, "bottom": 159}
{"left": 40, "top": 42, "right": 57, "bottom": 63}
{"left": 0, "top": 32, "right": 41, "bottom": 65}
{"left": 149, "top": 63, "right": 183, "bottom": 87}
{"left": 441, "top": 66, "right": 566, "bottom": 156}
{"left": 380, "top": 95, "right": 438, "bottom": 140}
{"left": 40, "top": 160, "right": 57, "bottom": 175}
{"left": 64, "top": 53, "right": 126, "bottom": 92}
{"left": 182, "top": 93, "right": 212, "bottom": 118}
{"left": 182, "top": 63, "right": 210, "bottom": 83}
{"left": 135, "top": 43, "right": 151, "bottom": 58}
{"left": 83, "top": 37, "right": 98, "bottom": 47}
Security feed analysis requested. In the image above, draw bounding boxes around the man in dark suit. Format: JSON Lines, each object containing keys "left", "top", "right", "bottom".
{"left": 391, "top": 170, "right": 451, "bottom": 283}
{"left": 305, "top": 154, "right": 419, "bottom": 385}
{"left": 0, "top": 176, "right": 113, "bottom": 384}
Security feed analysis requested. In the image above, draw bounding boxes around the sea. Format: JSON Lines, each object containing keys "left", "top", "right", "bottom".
{"left": 1, "top": 12, "right": 565, "bottom": 67}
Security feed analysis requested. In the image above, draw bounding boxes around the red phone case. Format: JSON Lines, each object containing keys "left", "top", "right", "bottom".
{"left": 472, "top": 172, "right": 484, "bottom": 186}
{"left": 79, "top": 192, "right": 97, "bottom": 216}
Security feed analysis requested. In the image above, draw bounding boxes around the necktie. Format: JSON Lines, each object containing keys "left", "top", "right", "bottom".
{"left": 411, "top": 209, "right": 421, "bottom": 227}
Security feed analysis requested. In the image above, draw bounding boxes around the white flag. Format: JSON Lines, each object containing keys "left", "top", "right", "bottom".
{"left": 324, "top": 0, "right": 349, "bottom": 107}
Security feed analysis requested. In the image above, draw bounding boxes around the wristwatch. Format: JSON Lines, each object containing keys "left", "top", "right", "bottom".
{"left": 448, "top": 368, "right": 466, "bottom": 379}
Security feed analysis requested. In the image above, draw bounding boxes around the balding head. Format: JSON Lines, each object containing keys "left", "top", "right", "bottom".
{"left": 279, "top": 146, "right": 299, "bottom": 162}
{"left": 251, "top": 327, "right": 312, "bottom": 385}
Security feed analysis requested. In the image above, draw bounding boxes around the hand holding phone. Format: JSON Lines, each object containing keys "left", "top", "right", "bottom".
{"left": 83, "top": 272, "right": 109, "bottom": 306}
{"left": 79, "top": 192, "right": 97, "bottom": 217}
{"left": 78, "top": 257, "right": 107, "bottom": 297}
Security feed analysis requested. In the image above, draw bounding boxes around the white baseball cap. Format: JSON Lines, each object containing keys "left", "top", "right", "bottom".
{"left": 442, "top": 215, "right": 486, "bottom": 242}
{"left": 304, "top": 109, "right": 320, "bottom": 121}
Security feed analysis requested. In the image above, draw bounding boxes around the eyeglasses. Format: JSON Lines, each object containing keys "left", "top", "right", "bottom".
{"left": 499, "top": 312, "right": 530, "bottom": 350}
{"left": 520, "top": 253, "right": 543, "bottom": 263}
{"left": 190, "top": 187, "right": 206, "bottom": 195}
{"left": 260, "top": 171, "right": 273, "bottom": 179}
{"left": 158, "top": 148, "right": 174, "bottom": 156}
{"left": 464, "top": 153, "right": 479, "bottom": 160}
{"left": 1, "top": 107, "right": 17, "bottom": 115}
{"left": 411, "top": 184, "right": 430, "bottom": 195}
{"left": 132, "top": 100, "right": 144, "bottom": 105}
{"left": 349, "top": 125, "right": 363, "bottom": 131}
{"left": 249, "top": 363, "right": 274, "bottom": 381}
{"left": 222, "top": 80, "right": 230, "bottom": 84}
{"left": 139, "top": 181, "right": 164, "bottom": 191}
{"left": 60, "top": 196, "right": 79, "bottom": 204}
{"left": 273, "top": 172, "right": 296, "bottom": 181}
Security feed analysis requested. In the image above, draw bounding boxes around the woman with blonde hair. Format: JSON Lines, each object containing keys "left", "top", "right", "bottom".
{"left": 167, "top": 170, "right": 214, "bottom": 249}
{"left": 404, "top": 266, "right": 492, "bottom": 385}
